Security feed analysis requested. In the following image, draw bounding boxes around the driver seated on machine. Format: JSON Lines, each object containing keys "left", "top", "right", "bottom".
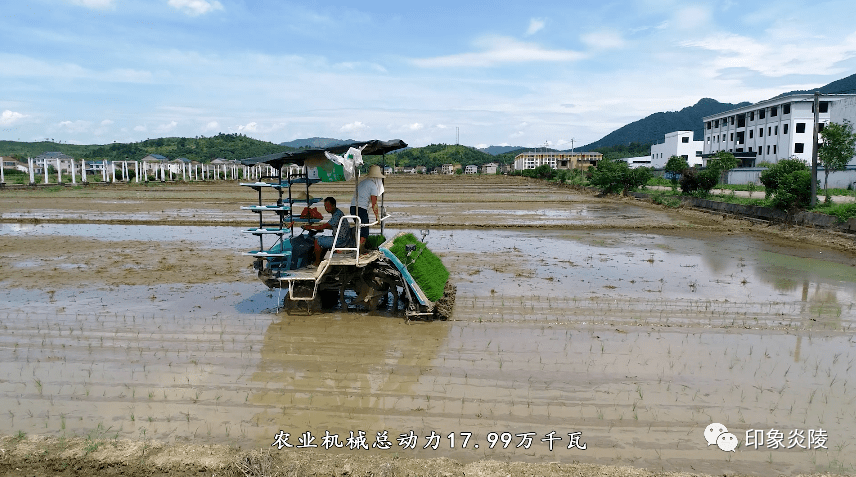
{"left": 302, "top": 196, "right": 354, "bottom": 267}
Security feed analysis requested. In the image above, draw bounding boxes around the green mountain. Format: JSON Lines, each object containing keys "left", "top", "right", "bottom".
{"left": 366, "top": 144, "right": 495, "bottom": 170}
{"left": 478, "top": 145, "right": 524, "bottom": 155}
{"left": 581, "top": 98, "right": 751, "bottom": 151}
{"left": 776, "top": 71, "right": 856, "bottom": 97}
{"left": 581, "top": 73, "right": 856, "bottom": 152}
{"left": 0, "top": 134, "right": 290, "bottom": 163}
{"left": 279, "top": 137, "right": 357, "bottom": 149}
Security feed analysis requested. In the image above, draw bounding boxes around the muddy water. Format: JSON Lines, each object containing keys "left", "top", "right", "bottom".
{"left": 2, "top": 216, "right": 856, "bottom": 475}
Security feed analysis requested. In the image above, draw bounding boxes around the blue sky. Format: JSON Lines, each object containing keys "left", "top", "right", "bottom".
{"left": 2, "top": 0, "right": 856, "bottom": 149}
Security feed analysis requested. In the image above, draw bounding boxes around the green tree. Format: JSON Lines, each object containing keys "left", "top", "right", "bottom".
{"left": 819, "top": 121, "right": 856, "bottom": 202}
{"left": 664, "top": 155, "right": 689, "bottom": 190}
{"left": 680, "top": 151, "right": 737, "bottom": 196}
{"left": 707, "top": 151, "right": 738, "bottom": 178}
{"left": 759, "top": 158, "right": 812, "bottom": 210}
{"left": 759, "top": 157, "right": 808, "bottom": 198}
{"left": 533, "top": 163, "right": 555, "bottom": 180}
{"left": 590, "top": 158, "right": 651, "bottom": 195}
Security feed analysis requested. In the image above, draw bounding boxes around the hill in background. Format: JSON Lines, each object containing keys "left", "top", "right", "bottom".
{"left": 371, "top": 144, "right": 495, "bottom": 169}
{"left": 776, "top": 71, "right": 856, "bottom": 97}
{"left": 580, "top": 98, "right": 751, "bottom": 151}
{"left": 279, "top": 137, "right": 357, "bottom": 149}
{"left": 478, "top": 145, "right": 524, "bottom": 155}
{"left": 0, "top": 134, "right": 290, "bottom": 163}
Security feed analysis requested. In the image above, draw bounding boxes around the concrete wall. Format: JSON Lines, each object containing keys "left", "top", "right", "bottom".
{"left": 727, "top": 165, "right": 856, "bottom": 189}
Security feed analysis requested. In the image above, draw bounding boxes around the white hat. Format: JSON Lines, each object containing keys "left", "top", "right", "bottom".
{"left": 365, "top": 164, "right": 385, "bottom": 179}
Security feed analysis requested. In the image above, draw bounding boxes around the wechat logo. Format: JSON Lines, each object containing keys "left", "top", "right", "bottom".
{"left": 704, "top": 423, "right": 738, "bottom": 452}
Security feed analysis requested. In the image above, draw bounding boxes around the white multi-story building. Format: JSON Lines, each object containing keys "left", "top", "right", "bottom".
{"left": 702, "top": 93, "right": 856, "bottom": 166}
{"left": 650, "top": 131, "right": 704, "bottom": 168}
{"left": 513, "top": 151, "right": 601, "bottom": 171}
{"left": 481, "top": 162, "right": 498, "bottom": 174}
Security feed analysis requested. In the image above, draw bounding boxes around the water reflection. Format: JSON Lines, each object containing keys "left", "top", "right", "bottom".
{"left": 247, "top": 313, "right": 449, "bottom": 446}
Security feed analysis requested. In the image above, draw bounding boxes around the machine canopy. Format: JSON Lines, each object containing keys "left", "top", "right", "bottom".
{"left": 240, "top": 139, "right": 407, "bottom": 170}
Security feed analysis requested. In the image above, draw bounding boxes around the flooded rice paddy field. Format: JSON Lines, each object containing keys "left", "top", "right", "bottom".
{"left": 1, "top": 177, "right": 856, "bottom": 476}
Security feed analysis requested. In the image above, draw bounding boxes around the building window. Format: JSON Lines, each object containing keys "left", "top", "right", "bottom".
{"left": 696, "top": 151, "right": 702, "bottom": 156}
{"left": 682, "top": 136, "right": 689, "bottom": 143}
{"left": 706, "top": 136, "right": 710, "bottom": 143}
{"left": 770, "top": 106, "right": 778, "bottom": 117}
{"left": 749, "top": 111, "right": 755, "bottom": 121}
{"left": 730, "top": 116, "right": 735, "bottom": 125}
{"left": 768, "top": 127, "right": 772, "bottom": 136}
{"left": 773, "top": 145, "right": 777, "bottom": 154}
{"left": 749, "top": 129, "right": 753, "bottom": 139}
{"left": 818, "top": 123, "right": 826, "bottom": 132}
{"left": 706, "top": 121, "right": 711, "bottom": 130}
{"left": 783, "top": 103, "right": 791, "bottom": 114}
{"left": 784, "top": 123, "right": 789, "bottom": 134}
{"left": 738, "top": 115, "right": 746, "bottom": 127}
{"left": 759, "top": 109, "right": 766, "bottom": 119}
{"left": 759, "top": 128, "right": 763, "bottom": 137}
{"left": 767, "top": 145, "right": 771, "bottom": 154}
{"left": 715, "top": 119, "right": 719, "bottom": 128}
{"left": 795, "top": 143, "right": 804, "bottom": 153}
{"left": 774, "top": 125, "right": 778, "bottom": 135}
{"left": 796, "top": 122, "right": 806, "bottom": 133}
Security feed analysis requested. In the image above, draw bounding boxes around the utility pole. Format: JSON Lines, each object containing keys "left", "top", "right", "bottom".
{"left": 811, "top": 91, "right": 819, "bottom": 207}
{"left": 456, "top": 127, "right": 459, "bottom": 145}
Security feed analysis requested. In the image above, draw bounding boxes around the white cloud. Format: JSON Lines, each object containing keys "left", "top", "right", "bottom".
{"left": 134, "top": 125, "right": 147, "bottom": 132}
{"left": 475, "top": 143, "right": 488, "bottom": 149}
{"left": 340, "top": 121, "right": 369, "bottom": 133}
{"left": 204, "top": 121, "right": 219, "bottom": 131}
{"left": 581, "top": 30, "right": 626, "bottom": 50}
{"left": 66, "top": 0, "right": 115, "bottom": 9}
{"left": 672, "top": 5, "right": 711, "bottom": 30}
{"left": 411, "top": 36, "right": 585, "bottom": 68}
{"left": 682, "top": 31, "right": 856, "bottom": 77}
{"left": 100, "top": 119, "right": 114, "bottom": 126}
{"left": 155, "top": 121, "right": 178, "bottom": 133}
{"left": 435, "top": 124, "right": 448, "bottom": 129}
{"left": 237, "top": 122, "right": 257, "bottom": 132}
{"left": 1, "top": 110, "right": 25, "bottom": 125}
{"left": 526, "top": 18, "right": 545, "bottom": 36}
{"left": 333, "top": 61, "right": 388, "bottom": 74}
{"left": 57, "top": 120, "right": 91, "bottom": 133}
{"left": 168, "top": 0, "right": 224, "bottom": 16}
{"left": 0, "top": 54, "right": 153, "bottom": 83}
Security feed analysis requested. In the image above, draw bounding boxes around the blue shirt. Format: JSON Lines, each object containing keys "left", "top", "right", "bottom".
{"left": 328, "top": 208, "right": 354, "bottom": 248}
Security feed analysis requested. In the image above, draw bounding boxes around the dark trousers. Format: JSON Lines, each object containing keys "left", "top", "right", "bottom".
{"left": 350, "top": 206, "right": 369, "bottom": 241}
